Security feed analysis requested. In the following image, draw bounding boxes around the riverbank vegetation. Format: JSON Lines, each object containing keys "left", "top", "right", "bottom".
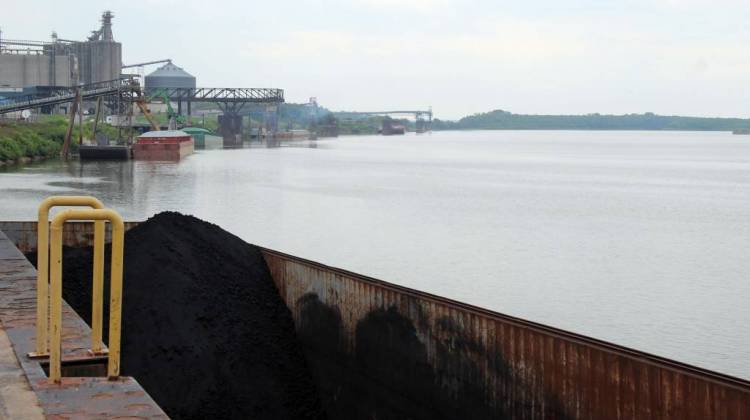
{"left": 0, "top": 116, "right": 121, "bottom": 164}
{"left": 431, "top": 110, "right": 750, "bottom": 131}
{"left": 0, "top": 118, "right": 67, "bottom": 163}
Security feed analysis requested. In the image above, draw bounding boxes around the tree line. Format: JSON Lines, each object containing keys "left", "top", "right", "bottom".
{"left": 431, "top": 110, "right": 750, "bottom": 131}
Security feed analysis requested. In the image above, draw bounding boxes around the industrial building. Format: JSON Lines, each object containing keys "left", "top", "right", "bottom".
{"left": 0, "top": 11, "right": 197, "bottom": 117}
{"left": 0, "top": 11, "right": 121, "bottom": 91}
{"left": 0, "top": 54, "right": 73, "bottom": 89}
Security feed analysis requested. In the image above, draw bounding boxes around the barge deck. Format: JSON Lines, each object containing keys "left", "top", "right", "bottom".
{"left": 0, "top": 220, "right": 748, "bottom": 419}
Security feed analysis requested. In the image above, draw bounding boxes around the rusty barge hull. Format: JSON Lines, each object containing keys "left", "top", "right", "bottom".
{"left": 2, "top": 221, "right": 749, "bottom": 420}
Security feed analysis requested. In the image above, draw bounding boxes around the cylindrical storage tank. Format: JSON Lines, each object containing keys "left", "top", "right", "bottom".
{"left": 89, "top": 41, "right": 122, "bottom": 83}
{"left": 70, "top": 43, "right": 92, "bottom": 85}
{"left": 144, "top": 62, "right": 196, "bottom": 90}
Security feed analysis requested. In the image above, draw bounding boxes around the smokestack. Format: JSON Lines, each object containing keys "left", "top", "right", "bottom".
{"left": 101, "top": 11, "right": 114, "bottom": 41}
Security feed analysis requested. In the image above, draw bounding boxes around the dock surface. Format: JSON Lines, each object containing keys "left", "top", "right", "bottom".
{"left": 0, "top": 228, "right": 166, "bottom": 418}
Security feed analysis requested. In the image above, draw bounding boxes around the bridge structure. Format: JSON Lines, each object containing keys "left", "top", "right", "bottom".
{"left": 143, "top": 86, "right": 283, "bottom": 115}
{"left": 141, "top": 86, "right": 284, "bottom": 143}
{"left": 337, "top": 109, "right": 433, "bottom": 132}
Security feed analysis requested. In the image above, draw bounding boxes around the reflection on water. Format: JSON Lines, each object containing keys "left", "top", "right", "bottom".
{"left": 1, "top": 131, "right": 749, "bottom": 379}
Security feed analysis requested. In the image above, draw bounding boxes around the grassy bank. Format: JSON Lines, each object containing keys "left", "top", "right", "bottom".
{"left": 0, "top": 119, "right": 67, "bottom": 163}
{"left": 0, "top": 116, "right": 122, "bottom": 164}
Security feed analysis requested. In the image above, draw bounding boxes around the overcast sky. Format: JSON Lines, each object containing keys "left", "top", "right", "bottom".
{"left": 3, "top": 0, "right": 749, "bottom": 119}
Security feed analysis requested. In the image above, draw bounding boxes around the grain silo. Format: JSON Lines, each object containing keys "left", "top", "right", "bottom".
{"left": 144, "top": 62, "right": 196, "bottom": 90}
{"left": 0, "top": 11, "right": 121, "bottom": 88}
{"left": 71, "top": 11, "right": 122, "bottom": 85}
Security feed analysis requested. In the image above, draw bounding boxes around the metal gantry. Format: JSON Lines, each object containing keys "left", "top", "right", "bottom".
{"left": 145, "top": 87, "right": 284, "bottom": 103}
{"left": 0, "top": 80, "right": 284, "bottom": 115}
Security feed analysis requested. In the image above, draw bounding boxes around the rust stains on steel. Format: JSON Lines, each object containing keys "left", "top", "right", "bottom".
{"left": 261, "top": 248, "right": 750, "bottom": 420}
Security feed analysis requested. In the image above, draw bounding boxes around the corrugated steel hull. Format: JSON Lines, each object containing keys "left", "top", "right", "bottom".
{"left": 262, "top": 249, "right": 750, "bottom": 420}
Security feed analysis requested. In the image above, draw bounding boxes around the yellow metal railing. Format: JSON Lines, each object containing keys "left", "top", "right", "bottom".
{"left": 30, "top": 196, "right": 106, "bottom": 358}
{"left": 48, "top": 208, "right": 125, "bottom": 383}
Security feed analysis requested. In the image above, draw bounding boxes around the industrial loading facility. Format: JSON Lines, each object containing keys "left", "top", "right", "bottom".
{"left": 0, "top": 11, "right": 121, "bottom": 91}
{"left": 0, "top": 10, "right": 286, "bottom": 154}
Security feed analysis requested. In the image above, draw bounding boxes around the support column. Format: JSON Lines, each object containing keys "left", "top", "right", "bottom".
{"left": 264, "top": 105, "right": 279, "bottom": 137}
{"left": 60, "top": 88, "right": 81, "bottom": 159}
{"left": 77, "top": 91, "right": 83, "bottom": 144}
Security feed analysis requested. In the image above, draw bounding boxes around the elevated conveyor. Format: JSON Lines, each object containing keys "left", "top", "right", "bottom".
{"left": 0, "top": 78, "right": 140, "bottom": 115}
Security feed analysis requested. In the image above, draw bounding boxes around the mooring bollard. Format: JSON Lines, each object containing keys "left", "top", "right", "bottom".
{"left": 48, "top": 208, "right": 125, "bottom": 383}
{"left": 30, "top": 196, "right": 105, "bottom": 359}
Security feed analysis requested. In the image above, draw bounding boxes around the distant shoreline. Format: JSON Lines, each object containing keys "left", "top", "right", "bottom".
{"left": 428, "top": 110, "right": 750, "bottom": 132}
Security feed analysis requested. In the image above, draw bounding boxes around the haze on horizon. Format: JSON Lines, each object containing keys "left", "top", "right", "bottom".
{"left": 2, "top": 0, "right": 749, "bottom": 120}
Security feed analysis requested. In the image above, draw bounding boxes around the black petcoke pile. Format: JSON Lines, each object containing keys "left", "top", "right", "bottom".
{"left": 31, "top": 212, "right": 325, "bottom": 420}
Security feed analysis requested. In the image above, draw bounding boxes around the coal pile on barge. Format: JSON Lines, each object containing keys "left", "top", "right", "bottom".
{"left": 32, "top": 212, "right": 325, "bottom": 420}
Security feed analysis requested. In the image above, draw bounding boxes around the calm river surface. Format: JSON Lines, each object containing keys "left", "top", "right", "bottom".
{"left": 1, "top": 130, "right": 748, "bottom": 379}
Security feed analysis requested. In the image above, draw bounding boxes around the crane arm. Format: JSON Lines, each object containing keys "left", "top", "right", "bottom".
{"left": 121, "top": 59, "right": 172, "bottom": 69}
{"left": 148, "top": 89, "right": 186, "bottom": 125}
{"left": 135, "top": 100, "right": 160, "bottom": 131}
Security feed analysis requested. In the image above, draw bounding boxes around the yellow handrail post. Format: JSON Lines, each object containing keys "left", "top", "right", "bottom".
{"left": 107, "top": 218, "right": 125, "bottom": 379}
{"left": 30, "top": 196, "right": 104, "bottom": 359}
{"left": 91, "top": 220, "right": 106, "bottom": 355}
{"left": 48, "top": 220, "right": 64, "bottom": 382}
{"left": 48, "top": 208, "right": 125, "bottom": 384}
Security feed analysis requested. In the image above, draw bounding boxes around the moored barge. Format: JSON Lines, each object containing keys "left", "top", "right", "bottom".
{"left": 0, "top": 214, "right": 748, "bottom": 419}
{"left": 132, "top": 130, "right": 194, "bottom": 160}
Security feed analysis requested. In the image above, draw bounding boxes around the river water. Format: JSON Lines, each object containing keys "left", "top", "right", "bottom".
{"left": 1, "top": 130, "right": 748, "bottom": 379}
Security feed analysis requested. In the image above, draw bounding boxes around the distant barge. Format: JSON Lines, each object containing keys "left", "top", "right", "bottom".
{"left": 380, "top": 121, "right": 405, "bottom": 135}
{"left": 132, "top": 130, "right": 194, "bottom": 160}
{"left": 180, "top": 127, "right": 222, "bottom": 149}
{"left": 78, "top": 145, "right": 131, "bottom": 160}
